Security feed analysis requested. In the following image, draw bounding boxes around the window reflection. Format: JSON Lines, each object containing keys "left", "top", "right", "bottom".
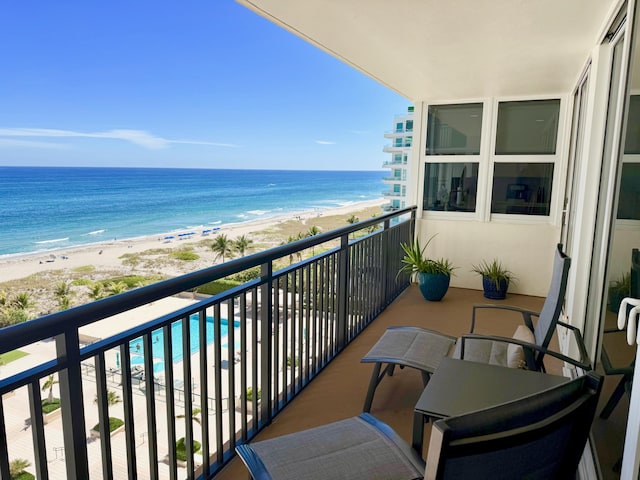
{"left": 423, "top": 162, "right": 478, "bottom": 212}
{"left": 491, "top": 163, "right": 554, "bottom": 215}
{"left": 426, "top": 103, "right": 483, "bottom": 155}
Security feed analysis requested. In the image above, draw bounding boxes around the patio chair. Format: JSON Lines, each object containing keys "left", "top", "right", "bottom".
{"left": 361, "top": 244, "right": 570, "bottom": 412}
{"left": 235, "top": 371, "right": 603, "bottom": 480}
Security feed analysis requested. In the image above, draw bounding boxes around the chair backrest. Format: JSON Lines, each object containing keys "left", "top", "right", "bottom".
{"left": 424, "top": 371, "right": 603, "bottom": 480}
{"left": 532, "top": 244, "right": 571, "bottom": 363}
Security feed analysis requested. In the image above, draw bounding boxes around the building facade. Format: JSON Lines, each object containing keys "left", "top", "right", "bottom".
{"left": 382, "top": 106, "right": 413, "bottom": 212}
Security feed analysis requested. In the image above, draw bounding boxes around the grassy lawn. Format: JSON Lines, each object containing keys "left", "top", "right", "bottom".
{"left": 0, "top": 350, "right": 28, "bottom": 364}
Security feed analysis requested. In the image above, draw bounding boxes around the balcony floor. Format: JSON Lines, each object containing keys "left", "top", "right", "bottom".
{"left": 217, "top": 285, "right": 625, "bottom": 479}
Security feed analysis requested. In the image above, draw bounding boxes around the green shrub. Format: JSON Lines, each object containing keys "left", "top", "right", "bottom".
{"left": 41, "top": 398, "right": 61, "bottom": 414}
{"left": 171, "top": 251, "right": 200, "bottom": 261}
{"left": 196, "top": 279, "right": 240, "bottom": 296}
{"left": 92, "top": 417, "right": 124, "bottom": 433}
{"left": 227, "top": 266, "right": 261, "bottom": 283}
{"left": 176, "top": 437, "right": 201, "bottom": 462}
{"left": 246, "top": 387, "right": 261, "bottom": 402}
{"left": 72, "top": 265, "right": 95, "bottom": 273}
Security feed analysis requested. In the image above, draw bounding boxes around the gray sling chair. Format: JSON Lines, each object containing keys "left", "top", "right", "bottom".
{"left": 235, "top": 371, "right": 603, "bottom": 480}
{"left": 362, "top": 243, "right": 571, "bottom": 413}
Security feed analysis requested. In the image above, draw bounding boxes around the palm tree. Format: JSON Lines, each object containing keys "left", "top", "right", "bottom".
{"left": 106, "top": 281, "right": 128, "bottom": 296}
{"left": 54, "top": 281, "right": 71, "bottom": 298}
{"left": 9, "top": 458, "right": 31, "bottom": 478}
{"left": 306, "top": 226, "right": 321, "bottom": 255}
{"left": 176, "top": 407, "right": 202, "bottom": 460}
{"left": 211, "top": 234, "right": 233, "bottom": 262}
{"left": 346, "top": 214, "right": 359, "bottom": 224}
{"left": 11, "top": 292, "right": 32, "bottom": 311}
{"left": 42, "top": 374, "right": 59, "bottom": 403}
{"left": 88, "top": 282, "right": 105, "bottom": 300}
{"left": 282, "top": 235, "right": 298, "bottom": 264}
{"left": 234, "top": 235, "right": 253, "bottom": 257}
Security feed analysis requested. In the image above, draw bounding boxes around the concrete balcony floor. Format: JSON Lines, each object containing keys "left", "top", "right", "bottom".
{"left": 217, "top": 285, "right": 627, "bottom": 479}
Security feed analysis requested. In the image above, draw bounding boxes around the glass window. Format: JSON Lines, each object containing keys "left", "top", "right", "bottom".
{"left": 617, "top": 163, "right": 640, "bottom": 219}
{"left": 491, "top": 163, "right": 554, "bottom": 215}
{"left": 405, "top": 136, "right": 412, "bottom": 147}
{"left": 395, "top": 122, "right": 403, "bottom": 133}
{"left": 393, "top": 153, "right": 402, "bottom": 163}
{"left": 406, "top": 120, "right": 413, "bottom": 132}
{"left": 495, "top": 99, "right": 560, "bottom": 155}
{"left": 624, "top": 95, "right": 640, "bottom": 153}
{"left": 426, "top": 103, "right": 483, "bottom": 155}
{"left": 423, "top": 162, "right": 479, "bottom": 212}
{"left": 394, "top": 138, "right": 402, "bottom": 147}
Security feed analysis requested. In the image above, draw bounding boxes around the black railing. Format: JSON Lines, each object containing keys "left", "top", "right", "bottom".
{"left": 0, "top": 207, "right": 415, "bottom": 480}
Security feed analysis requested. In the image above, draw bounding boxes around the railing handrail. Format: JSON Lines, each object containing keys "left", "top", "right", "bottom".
{"left": 0, "top": 206, "right": 417, "bottom": 353}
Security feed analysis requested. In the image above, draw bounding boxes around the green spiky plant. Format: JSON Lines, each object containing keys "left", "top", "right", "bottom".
{"left": 471, "top": 259, "right": 515, "bottom": 289}
{"left": 398, "top": 235, "right": 455, "bottom": 280}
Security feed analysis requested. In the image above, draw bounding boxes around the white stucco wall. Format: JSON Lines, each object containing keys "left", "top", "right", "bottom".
{"left": 416, "top": 218, "right": 560, "bottom": 298}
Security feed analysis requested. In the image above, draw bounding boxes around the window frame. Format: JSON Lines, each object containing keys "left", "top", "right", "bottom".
{"left": 488, "top": 95, "right": 567, "bottom": 224}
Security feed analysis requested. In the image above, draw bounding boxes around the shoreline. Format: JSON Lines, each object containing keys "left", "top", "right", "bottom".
{"left": 0, "top": 198, "right": 385, "bottom": 284}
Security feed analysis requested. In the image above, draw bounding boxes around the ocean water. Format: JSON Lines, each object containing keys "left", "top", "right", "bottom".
{"left": 0, "top": 167, "right": 385, "bottom": 257}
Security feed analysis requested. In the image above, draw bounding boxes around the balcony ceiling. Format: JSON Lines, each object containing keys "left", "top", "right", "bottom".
{"left": 237, "top": 0, "right": 619, "bottom": 100}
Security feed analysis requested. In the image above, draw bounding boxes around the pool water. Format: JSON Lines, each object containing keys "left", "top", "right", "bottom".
{"left": 129, "top": 316, "right": 240, "bottom": 373}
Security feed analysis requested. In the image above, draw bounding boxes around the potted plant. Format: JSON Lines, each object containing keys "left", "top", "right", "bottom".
{"left": 472, "top": 259, "right": 515, "bottom": 300}
{"left": 608, "top": 272, "right": 631, "bottom": 313}
{"left": 398, "top": 235, "right": 455, "bottom": 301}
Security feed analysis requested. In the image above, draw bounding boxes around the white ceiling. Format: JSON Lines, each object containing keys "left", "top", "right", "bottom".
{"left": 237, "top": 0, "right": 620, "bottom": 101}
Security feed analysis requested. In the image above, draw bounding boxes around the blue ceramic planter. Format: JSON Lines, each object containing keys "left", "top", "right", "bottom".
{"left": 418, "top": 272, "right": 450, "bottom": 301}
{"left": 482, "top": 276, "right": 509, "bottom": 300}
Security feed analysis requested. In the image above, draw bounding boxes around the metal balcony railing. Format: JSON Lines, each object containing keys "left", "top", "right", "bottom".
{"left": 0, "top": 207, "right": 416, "bottom": 480}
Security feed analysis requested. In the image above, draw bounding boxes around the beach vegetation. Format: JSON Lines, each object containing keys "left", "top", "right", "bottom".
{"left": 227, "top": 267, "right": 261, "bottom": 283}
{"left": 234, "top": 235, "right": 253, "bottom": 257}
{"left": 246, "top": 387, "right": 261, "bottom": 402}
{"left": 212, "top": 234, "right": 234, "bottom": 262}
{"left": 196, "top": 279, "right": 240, "bottom": 296}
{"left": 72, "top": 278, "right": 93, "bottom": 286}
{"left": 347, "top": 214, "right": 359, "bottom": 224}
{"left": 88, "top": 282, "right": 105, "bottom": 300}
{"left": 54, "top": 281, "right": 73, "bottom": 310}
{"left": 0, "top": 308, "right": 30, "bottom": 327}
{"left": 11, "top": 292, "right": 33, "bottom": 311}
{"left": 106, "top": 281, "right": 128, "bottom": 296}
{"left": 42, "top": 374, "right": 59, "bottom": 403}
{"left": 170, "top": 251, "right": 199, "bottom": 261}
{"left": 72, "top": 265, "right": 95, "bottom": 273}
{"left": 9, "top": 458, "right": 34, "bottom": 480}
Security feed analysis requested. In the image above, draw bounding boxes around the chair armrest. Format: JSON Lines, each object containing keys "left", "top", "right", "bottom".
{"left": 471, "top": 304, "right": 539, "bottom": 332}
{"left": 236, "top": 444, "right": 273, "bottom": 480}
{"left": 557, "top": 320, "right": 591, "bottom": 371}
{"left": 459, "top": 334, "right": 592, "bottom": 372}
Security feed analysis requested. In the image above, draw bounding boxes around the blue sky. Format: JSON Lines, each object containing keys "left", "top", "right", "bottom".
{"left": 0, "top": 1, "right": 409, "bottom": 170}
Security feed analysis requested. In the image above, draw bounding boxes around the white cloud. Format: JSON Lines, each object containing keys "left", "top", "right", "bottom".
{"left": 0, "top": 128, "right": 239, "bottom": 149}
{"left": 315, "top": 140, "right": 336, "bottom": 145}
{"left": 0, "top": 138, "right": 71, "bottom": 149}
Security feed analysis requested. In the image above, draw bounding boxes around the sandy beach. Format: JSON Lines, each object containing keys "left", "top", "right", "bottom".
{"left": 0, "top": 198, "right": 385, "bottom": 316}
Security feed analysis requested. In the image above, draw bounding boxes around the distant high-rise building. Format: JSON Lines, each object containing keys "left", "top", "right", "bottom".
{"left": 382, "top": 106, "right": 413, "bottom": 211}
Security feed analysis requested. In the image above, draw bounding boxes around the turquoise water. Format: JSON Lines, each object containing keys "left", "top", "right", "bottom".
{"left": 0, "top": 167, "right": 385, "bottom": 257}
{"left": 128, "top": 316, "right": 241, "bottom": 373}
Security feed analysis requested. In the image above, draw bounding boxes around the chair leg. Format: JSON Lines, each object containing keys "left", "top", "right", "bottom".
{"left": 363, "top": 363, "right": 383, "bottom": 413}
{"left": 600, "top": 375, "right": 630, "bottom": 419}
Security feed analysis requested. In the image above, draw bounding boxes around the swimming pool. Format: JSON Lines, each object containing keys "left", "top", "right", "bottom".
{"left": 129, "top": 315, "right": 240, "bottom": 373}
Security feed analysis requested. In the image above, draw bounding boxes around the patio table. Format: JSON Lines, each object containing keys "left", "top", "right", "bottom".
{"left": 412, "top": 357, "right": 569, "bottom": 455}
